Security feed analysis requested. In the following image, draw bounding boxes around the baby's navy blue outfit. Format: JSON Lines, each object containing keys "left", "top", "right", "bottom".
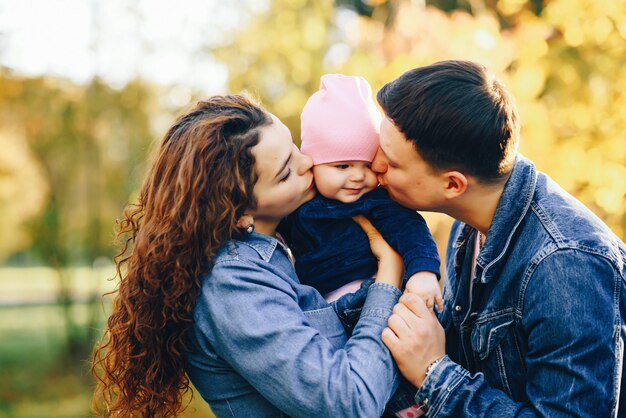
{"left": 278, "top": 187, "right": 440, "bottom": 416}
{"left": 278, "top": 187, "right": 441, "bottom": 295}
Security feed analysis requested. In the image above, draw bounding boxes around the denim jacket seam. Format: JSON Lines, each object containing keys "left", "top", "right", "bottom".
{"left": 562, "top": 243, "right": 620, "bottom": 265}
{"left": 612, "top": 269, "right": 623, "bottom": 416}
{"left": 531, "top": 204, "right": 620, "bottom": 262}
{"left": 361, "top": 307, "right": 394, "bottom": 319}
{"left": 530, "top": 202, "right": 565, "bottom": 244}
{"left": 239, "top": 239, "right": 277, "bottom": 262}
{"left": 517, "top": 244, "right": 562, "bottom": 313}
{"left": 477, "top": 164, "right": 536, "bottom": 281}
{"left": 472, "top": 308, "right": 516, "bottom": 325}
{"left": 225, "top": 398, "right": 235, "bottom": 417}
{"left": 484, "top": 319, "right": 515, "bottom": 359}
{"left": 360, "top": 284, "right": 401, "bottom": 319}
{"left": 212, "top": 255, "right": 251, "bottom": 267}
{"left": 210, "top": 258, "right": 280, "bottom": 283}
{"left": 495, "top": 344, "right": 514, "bottom": 397}
{"left": 212, "top": 242, "right": 241, "bottom": 264}
{"left": 344, "top": 307, "right": 363, "bottom": 315}
{"left": 423, "top": 367, "right": 469, "bottom": 417}
{"left": 523, "top": 245, "right": 621, "bottom": 280}
{"left": 213, "top": 253, "right": 240, "bottom": 264}
{"left": 519, "top": 247, "right": 622, "bottom": 324}
{"left": 303, "top": 306, "right": 334, "bottom": 315}
{"left": 369, "top": 282, "right": 403, "bottom": 296}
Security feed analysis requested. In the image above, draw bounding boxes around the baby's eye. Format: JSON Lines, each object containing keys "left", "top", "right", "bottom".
{"left": 335, "top": 164, "right": 349, "bottom": 170}
{"left": 365, "top": 163, "right": 372, "bottom": 169}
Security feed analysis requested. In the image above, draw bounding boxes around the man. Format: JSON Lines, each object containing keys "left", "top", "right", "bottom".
{"left": 372, "top": 60, "right": 626, "bottom": 417}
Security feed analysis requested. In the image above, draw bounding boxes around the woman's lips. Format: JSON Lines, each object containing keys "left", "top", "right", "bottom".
{"left": 306, "top": 178, "right": 316, "bottom": 191}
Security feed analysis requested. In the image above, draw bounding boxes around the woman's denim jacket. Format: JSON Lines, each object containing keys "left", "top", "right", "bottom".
{"left": 416, "top": 156, "right": 626, "bottom": 417}
{"left": 184, "top": 232, "right": 402, "bottom": 418}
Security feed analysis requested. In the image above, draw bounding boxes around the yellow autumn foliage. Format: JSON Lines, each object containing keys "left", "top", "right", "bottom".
{"left": 221, "top": 0, "right": 625, "bottom": 239}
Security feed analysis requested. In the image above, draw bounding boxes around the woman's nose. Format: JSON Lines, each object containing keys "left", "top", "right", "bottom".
{"left": 297, "top": 152, "right": 314, "bottom": 175}
{"left": 372, "top": 149, "right": 388, "bottom": 174}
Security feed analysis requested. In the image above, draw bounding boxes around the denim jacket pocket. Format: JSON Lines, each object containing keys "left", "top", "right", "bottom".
{"left": 470, "top": 315, "right": 515, "bottom": 361}
{"left": 470, "top": 313, "right": 525, "bottom": 398}
{"left": 303, "top": 306, "right": 349, "bottom": 349}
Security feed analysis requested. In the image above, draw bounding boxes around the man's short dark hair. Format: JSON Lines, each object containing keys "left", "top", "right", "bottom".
{"left": 377, "top": 60, "right": 520, "bottom": 183}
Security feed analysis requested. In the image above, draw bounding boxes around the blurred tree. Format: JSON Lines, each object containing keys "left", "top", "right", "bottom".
{"left": 210, "top": 0, "right": 625, "bottom": 253}
{"left": 0, "top": 71, "right": 156, "bottom": 359}
{"left": 331, "top": 0, "right": 626, "bottom": 239}
{"left": 214, "top": 0, "right": 336, "bottom": 142}
{"left": 0, "top": 122, "right": 48, "bottom": 260}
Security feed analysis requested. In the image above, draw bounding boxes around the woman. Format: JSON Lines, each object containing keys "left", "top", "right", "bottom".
{"left": 92, "top": 94, "right": 404, "bottom": 417}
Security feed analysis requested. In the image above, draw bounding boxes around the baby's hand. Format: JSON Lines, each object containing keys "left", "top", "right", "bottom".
{"left": 405, "top": 271, "right": 443, "bottom": 312}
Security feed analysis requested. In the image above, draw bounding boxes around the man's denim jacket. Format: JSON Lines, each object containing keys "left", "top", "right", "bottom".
{"left": 416, "top": 156, "right": 626, "bottom": 417}
{"left": 184, "top": 232, "right": 402, "bottom": 418}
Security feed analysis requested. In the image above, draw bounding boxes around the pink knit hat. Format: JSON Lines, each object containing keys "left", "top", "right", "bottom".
{"left": 301, "top": 74, "right": 382, "bottom": 165}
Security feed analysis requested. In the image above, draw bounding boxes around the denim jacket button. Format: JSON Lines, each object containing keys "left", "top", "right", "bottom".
{"left": 455, "top": 305, "right": 462, "bottom": 312}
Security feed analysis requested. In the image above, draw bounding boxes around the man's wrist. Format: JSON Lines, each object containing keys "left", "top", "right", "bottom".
{"left": 419, "top": 356, "right": 444, "bottom": 388}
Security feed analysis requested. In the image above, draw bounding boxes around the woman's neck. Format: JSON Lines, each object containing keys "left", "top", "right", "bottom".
{"left": 251, "top": 220, "right": 277, "bottom": 236}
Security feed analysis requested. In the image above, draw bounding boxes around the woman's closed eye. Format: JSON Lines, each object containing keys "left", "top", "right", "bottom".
{"left": 279, "top": 168, "right": 292, "bottom": 182}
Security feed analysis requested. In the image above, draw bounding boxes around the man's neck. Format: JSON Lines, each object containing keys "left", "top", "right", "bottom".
{"left": 446, "top": 180, "right": 506, "bottom": 236}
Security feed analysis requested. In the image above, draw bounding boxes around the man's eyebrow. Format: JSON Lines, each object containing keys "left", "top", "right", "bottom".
{"left": 273, "top": 152, "right": 292, "bottom": 180}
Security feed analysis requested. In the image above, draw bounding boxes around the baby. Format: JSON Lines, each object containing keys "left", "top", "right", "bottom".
{"left": 280, "top": 74, "right": 442, "bottom": 310}
{"left": 278, "top": 74, "right": 442, "bottom": 417}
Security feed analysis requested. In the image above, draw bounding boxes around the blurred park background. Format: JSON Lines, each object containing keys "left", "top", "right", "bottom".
{"left": 0, "top": 0, "right": 625, "bottom": 416}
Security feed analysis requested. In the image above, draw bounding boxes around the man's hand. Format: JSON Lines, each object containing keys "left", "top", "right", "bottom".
{"left": 405, "top": 271, "right": 443, "bottom": 312}
{"left": 382, "top": 292, "right": 446, "bottom": 388}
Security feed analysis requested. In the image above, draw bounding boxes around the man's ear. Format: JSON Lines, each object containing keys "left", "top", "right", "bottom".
{"left": 442, "top": 171, "right": 468, "bottom": 198}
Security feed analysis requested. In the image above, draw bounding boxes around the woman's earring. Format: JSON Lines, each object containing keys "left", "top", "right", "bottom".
{"left": 237, "top": 215, "right": 255, "bottom": 234}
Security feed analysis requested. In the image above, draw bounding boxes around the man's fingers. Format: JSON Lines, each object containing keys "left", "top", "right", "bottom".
{"left": 399, "top": 292, "right": 433, "bottom": 318}
{"left": 391, "top": 301, "right": 427, "bottom": 334}
{"left": 381, "top": 327, "right": 400, "bottom": 350}
{"left": 388, "top": 311, "right": 412, "bottom": 337}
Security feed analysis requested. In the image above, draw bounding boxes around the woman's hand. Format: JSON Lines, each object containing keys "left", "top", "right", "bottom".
{"left": 353, "top": 215, "right": 403, "bottom": 288}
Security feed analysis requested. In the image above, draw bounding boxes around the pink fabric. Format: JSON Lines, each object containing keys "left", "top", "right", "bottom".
{"left": 301, "top": 74, "right": 382, "bottom": 165}
{"left": 395, "top": 404, "right": 424, "bottom": 418}
{"left": 323, "top": 279, "right": 365, "bottom": 302}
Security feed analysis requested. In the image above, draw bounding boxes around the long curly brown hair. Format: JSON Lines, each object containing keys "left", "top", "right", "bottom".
{"left": 92, "top": 94, "right": 272, "bottom": 417}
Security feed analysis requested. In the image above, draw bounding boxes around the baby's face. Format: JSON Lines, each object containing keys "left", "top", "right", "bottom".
{"left": 313, "top": 161, "right": 378, "bottom": 203}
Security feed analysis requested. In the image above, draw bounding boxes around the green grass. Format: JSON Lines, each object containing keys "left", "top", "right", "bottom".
{"left": 0, "top": 267, "right": 215, "bottom": 418}
{"left": 0, "top": 314, "right": 93, "bottom": 418}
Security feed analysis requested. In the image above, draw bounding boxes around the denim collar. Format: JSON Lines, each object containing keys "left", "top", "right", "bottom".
{"left": 237, "top": 232, "right": 279, "bottom": 262}
{"left": 475, "top": 155, "right": 537, "bottom": 283}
